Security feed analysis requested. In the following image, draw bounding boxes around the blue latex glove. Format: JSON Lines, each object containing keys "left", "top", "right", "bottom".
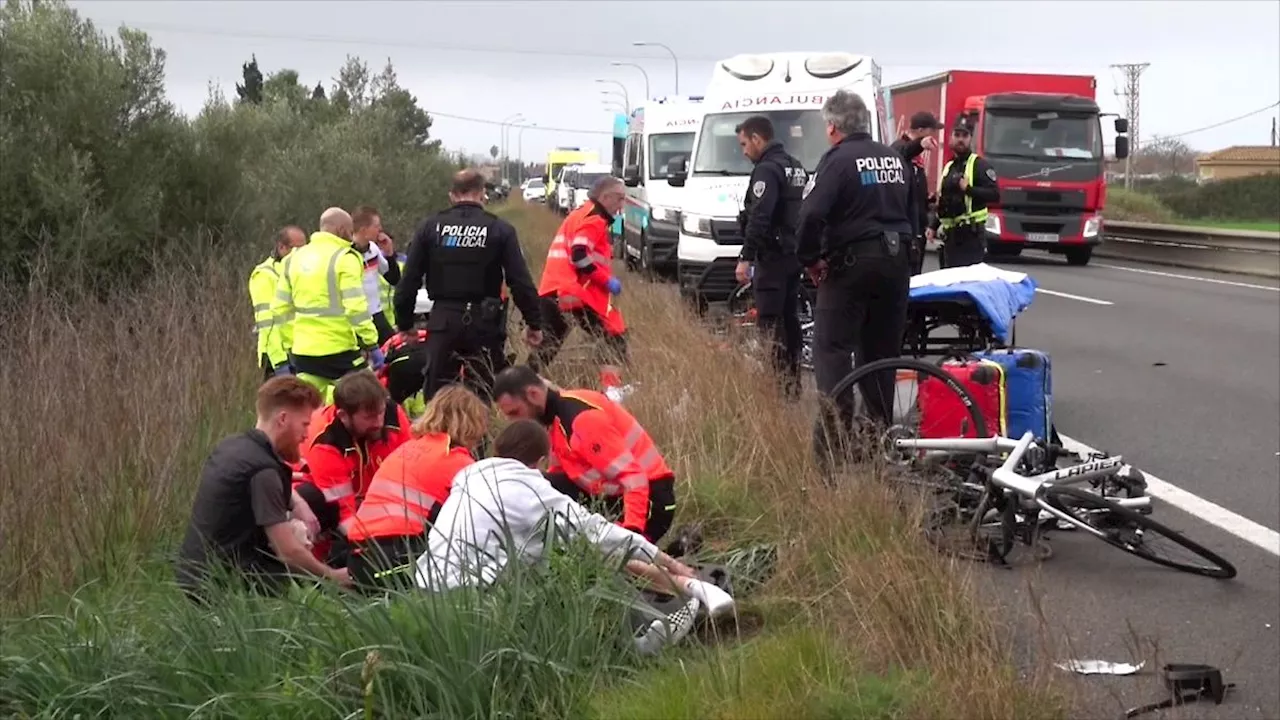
{"left": 272, "top": 363, "right": 294, "bottom": 377}
{"left": 606, "top": 277, "right": 623, "bottom": 296}
{"left": 369, "top": 347, "right": 386, "bottom": 370}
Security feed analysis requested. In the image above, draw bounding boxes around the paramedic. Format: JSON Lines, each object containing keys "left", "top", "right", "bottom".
{"left": 931, "top": 116, "right": 1000, "bottom": 268}
{"left": 393, "top": 169, "right": 544, "bottom": 404}
{"left": 491, "top": 365, "right": 676, "bottom": 544}
{"left": 249, "top": 225, "right": 307, "bottom": 380}
{"left": 795, "top": 90, "right": 914, "bottom": 477}
{"left": 417, "top": 419, "right": 734, "bottom": 625}
{"left": 890, "top": 111, "right": 941, "bottom": 275}
{"left": 298, "top": 370, "right": 412, "bottom": 560}
{"left": 733, "top": 115, "right": 808, "bottom": 400}
{"left": 351, "top": 206, "right": 402, "bottom": 345}
{"left": 175, "top": 377, "right": 350, "bottom": 603}
{"left": 346, "top": 385, "right": 488, "bottom": 592}
{"left": 529, "top": 176, "right": 630, "bottom": 395}
{"left": 272, "top": 207, "right": 385, "bottom": 403}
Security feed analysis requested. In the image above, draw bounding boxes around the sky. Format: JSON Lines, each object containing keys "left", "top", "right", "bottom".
{"left": 70, "top": 0, "right": 1280, "bottom": 163}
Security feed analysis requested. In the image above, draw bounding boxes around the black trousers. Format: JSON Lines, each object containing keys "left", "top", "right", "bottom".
{"left": 752, "top": 256, "right": 802, "bottom": 400}
{"left": 545, "top": 471, "right": 677, "bottom": 545}
{"left": 940, "top": 225, "right": 986, "bottom": 268}
{"left": 528, "top": 295, "right": 629, "bottom": 373}
{"left": 908, "top": 234, "right": 927, "bottom": 276}
{"left": 348, "top": 534, "right": 426, "bottom": 594}
{"left": 421, "top": 304, "right": 509, "bottom": 404}
{"left": 811, "top": 240, "right": 911, "bottom": 470}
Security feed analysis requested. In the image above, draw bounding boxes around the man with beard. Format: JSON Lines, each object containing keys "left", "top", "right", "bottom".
{"left": 175, "top": 377, "right": 352, "bottom": 603}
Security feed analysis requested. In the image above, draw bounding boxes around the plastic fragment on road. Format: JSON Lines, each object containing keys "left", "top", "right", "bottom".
{"left": 1055, "top": 659, "right": 1146, "bottom": 675}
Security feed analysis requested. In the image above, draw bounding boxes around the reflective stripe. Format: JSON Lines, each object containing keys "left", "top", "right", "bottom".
{"left": 356, "top": 502, "right": 430, "bottom": 526}
{"left": 339, "top": 517, "right": 356, "bottom": 535}
{"left": 289, "top": 249, "right": 351, "bottom": 317}
{"left": 567, "top": 411, "right": 666, "bottom": 497}
{"left": 252, "top": 302, "right": 271, "bottom": 313}
{"left": 253, "top": 318, "right": 274, "bottom": 331}
{"left": 323, "top": 482, "right": 355, "bottom": 501}
{"left": 364, "top": 478, "right": 436, "bottom": 509}
{"left": 938, "top": 154, "right": 990, "bottom": 229}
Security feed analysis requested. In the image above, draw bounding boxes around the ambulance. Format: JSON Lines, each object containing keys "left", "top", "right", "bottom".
{"left": 618, "top": 96, "right": 705, "bottom": 276}
{"left": 668, "top": 52, "right": 889, "bottom": 309}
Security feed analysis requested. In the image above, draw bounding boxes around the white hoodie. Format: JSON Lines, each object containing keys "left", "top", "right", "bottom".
{"left": 415, "top": 457, "right": 660, "bottom": 590}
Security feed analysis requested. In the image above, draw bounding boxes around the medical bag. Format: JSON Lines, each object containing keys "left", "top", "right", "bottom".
{"left": 919, "top": 358, "right": 1006, "bottom": 438}
{"left": 973, "top": 348, "right": 1053, "bottom": 443}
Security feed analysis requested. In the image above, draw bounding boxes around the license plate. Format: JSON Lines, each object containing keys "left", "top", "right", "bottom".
{"left": 1025, "top": 232, "right": 1060, "bottom": 243}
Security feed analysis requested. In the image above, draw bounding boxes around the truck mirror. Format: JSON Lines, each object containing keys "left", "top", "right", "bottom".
{"left": 541, "top": 175, "right": 548, "bottom": 184}
{"left": 1114, "top": 117, "right": 1130, "bottom": 134}
{"left": 666, "top": 156, "right": 688, "bottom": 188}
{"left": 623, "top": 165, "right": 641, "bottom": 187}
{"left": 1114, "top": 136, "right": 1130, "bottom": 160}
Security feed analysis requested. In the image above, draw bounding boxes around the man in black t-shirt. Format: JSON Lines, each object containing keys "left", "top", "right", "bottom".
{"left": 175, "top": 376, "right": 353, "bottom": 601}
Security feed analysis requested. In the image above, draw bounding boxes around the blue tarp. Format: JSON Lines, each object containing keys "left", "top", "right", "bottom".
{"left": 908, "top": 264, "right": 1038, "bottom": 345}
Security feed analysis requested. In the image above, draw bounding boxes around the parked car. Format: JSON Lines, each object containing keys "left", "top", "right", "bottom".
{"left": 522, "top": 177, "right": 547, "bottom": 202}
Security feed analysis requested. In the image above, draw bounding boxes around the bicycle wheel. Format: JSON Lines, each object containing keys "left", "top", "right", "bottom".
{"left": 1041, "top": 485, "right": 1237, "bottom": 579}
{"left": 826, "top": 356, "right": 990, "bottom": 444}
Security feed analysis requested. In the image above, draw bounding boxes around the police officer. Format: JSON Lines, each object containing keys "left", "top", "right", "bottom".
{"left": 393, "top": 169, "right": 543, "bottom": 404}
{"left": 795, "top": 90, "right": 915, "bottom": 477}
{"left": 890, "top": 112, "right": 941, "bottom": 275}
{"left": 733, "top": 115, "right": 808, "bottom": 399}
{"left": 931, "top": 116, "right": 1000, "bottom": 268}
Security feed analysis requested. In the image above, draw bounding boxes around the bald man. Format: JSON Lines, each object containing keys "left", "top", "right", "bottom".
{"left": 272, "top": 206, "right": 383, "bottom": 403}
{"left": 394, "top": 169, "right": 543, "bottom": 406}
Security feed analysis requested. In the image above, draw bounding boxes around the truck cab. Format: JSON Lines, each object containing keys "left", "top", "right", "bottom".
{"left": 668, "top": 52, "right": 887, "bottom": 309}
{"left": 567, "top": 162, "right": 615, "bottom": 210}
{"left": 544, "top": 147, "right": 599, "bottom": 211}
{"left": 963, "top": 93, "right": 1129, "bottom": 265}
{"left": 620, "top": 96, "right": 705, "bottom": 277}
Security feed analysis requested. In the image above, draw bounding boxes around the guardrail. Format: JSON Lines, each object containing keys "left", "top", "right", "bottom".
{"left": 1102, "top": 221, "right": 1280, "bottom": 278}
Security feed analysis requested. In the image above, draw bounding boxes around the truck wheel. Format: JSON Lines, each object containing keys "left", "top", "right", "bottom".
{"left": 1065, "top": 247, "right": 1093, "bottom": 266}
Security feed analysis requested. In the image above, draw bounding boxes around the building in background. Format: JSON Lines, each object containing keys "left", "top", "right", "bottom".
{"left": 1195, "top": 146, "right": 1280, "bottom": 182}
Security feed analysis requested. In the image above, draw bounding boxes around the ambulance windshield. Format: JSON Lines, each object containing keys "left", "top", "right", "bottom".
{"left": 692, "top": 109, "right": 829, "bottom": 176}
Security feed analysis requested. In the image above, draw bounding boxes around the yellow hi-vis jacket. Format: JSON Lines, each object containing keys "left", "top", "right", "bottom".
{"left": 379, "top": 254, "right": 406, "bottom": 328}
{"left": 249, "top": 256, "right": 289, "bottom": 369}
{"left": 937, "top": 153, "right": 989, "bottom": 230}
{"left": 272, "top": 231, "right": 378, "bottom": 357}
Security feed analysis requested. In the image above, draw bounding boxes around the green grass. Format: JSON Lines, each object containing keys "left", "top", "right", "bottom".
{"left": 1177, "top": 219, "right": 1280, "bottom": 233}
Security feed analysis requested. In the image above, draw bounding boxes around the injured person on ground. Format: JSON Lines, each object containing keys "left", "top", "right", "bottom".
{"left": 415, "top": 418, "right": 735, "bottom": 653}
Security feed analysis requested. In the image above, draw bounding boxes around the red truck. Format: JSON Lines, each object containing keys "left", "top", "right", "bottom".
{"left": 886, "top": 69, "right": 1130, "bottom": 266}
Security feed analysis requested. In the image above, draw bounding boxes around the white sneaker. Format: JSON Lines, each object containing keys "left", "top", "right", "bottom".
{"left": 634, "top": 596, "right": 700, "bottom": 656}
{"left": 684, "top": 578, "right": 736, "bottom": 618}
{"left": 604, "top": 384, "right": 636, "bottom": 403}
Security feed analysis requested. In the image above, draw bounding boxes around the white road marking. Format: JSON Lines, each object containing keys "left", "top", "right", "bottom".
{"left": 1094, "top": 263, "right": 1280, "bottom": 292}
{"left": 1034, "top": 288, "right": 1114, "bottom": 305}
{"left": 1059, "top": 433, "right": 1280, "bottom": 557}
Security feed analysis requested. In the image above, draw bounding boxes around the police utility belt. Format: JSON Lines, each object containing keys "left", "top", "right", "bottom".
{"left": 830, "top": 232, "right": 904, "bottom": 267}
{"left": 432, "top": 296, "right": 507, "bottom": 326}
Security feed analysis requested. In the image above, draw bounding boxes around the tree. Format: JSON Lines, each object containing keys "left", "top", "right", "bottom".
{"left": 311, "top": 82, "right": 325, "bottom": 100}
{"left": 330, "top": 55, "right": 369, "bottom": 113}
{"left": 369, "top": 60, "right": 434, "bottom": 149}
{"left": 262, "top": 68, "right": 308, "bottom": 110}
{"left": 1132, "top": 136, "right": 1197, "bottom": 177}
{"left": 489, "top": 145, "right": 499, "bottom": 160}
{"left": 235, "top": 54, "right": 263, "bottom": 105}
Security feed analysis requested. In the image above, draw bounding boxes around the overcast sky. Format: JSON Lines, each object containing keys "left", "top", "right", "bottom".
{"left": 71, "top": 0, "right": 1280, "bottom": 163}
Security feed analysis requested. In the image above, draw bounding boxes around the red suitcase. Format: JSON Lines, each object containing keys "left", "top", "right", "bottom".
{"left": 919, "top": 358, "right": 1006, "bottom": 438}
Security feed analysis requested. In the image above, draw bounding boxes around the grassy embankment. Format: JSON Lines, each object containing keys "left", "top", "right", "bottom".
{"left": 1106, "top": 173, "right": 1279, "bottom": 232}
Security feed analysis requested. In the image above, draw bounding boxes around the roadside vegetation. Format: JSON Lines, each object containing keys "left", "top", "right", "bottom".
{"left": 1107, "top": 173, "right": 1280, "bottom": 230}
{"left": 1, "top": 2, "right": 1068, "bottom": 717}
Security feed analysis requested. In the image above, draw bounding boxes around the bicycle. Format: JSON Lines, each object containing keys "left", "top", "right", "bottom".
{"left": 726, "top": 274, "right": 816, "bottom": 371}
{"left": 897, "top": 431, "right": 1238, "bottom": 580}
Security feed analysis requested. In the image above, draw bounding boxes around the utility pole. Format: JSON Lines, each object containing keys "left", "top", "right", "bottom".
{"left": 1271, "top": 116, "right": 1276, "bottom": 147}
{"left": 1111, "top": 62, "right": 1149, "bottom": 190}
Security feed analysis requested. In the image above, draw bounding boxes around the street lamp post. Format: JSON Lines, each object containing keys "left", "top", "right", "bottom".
{"left": 632, "top": 41, "right": 678, "bottom": 94}
{"left": 595, "top": 79, "right": 630, "bottom": 114}
{"left": 610, "top": 61, "right": 651, "bottom": 101}
{"left": 516, "top": 123, "right": 537, "bottom": 185}
{"left": 499, "top": 113, "right": 523, "bottom": 184}
{"left": 601, "top": 89, "right": 630, "bottom": 115}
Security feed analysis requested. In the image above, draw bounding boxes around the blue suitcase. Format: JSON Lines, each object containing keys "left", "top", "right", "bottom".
{"left": 973, "top": 348, "right": 1053, "bottom": 443}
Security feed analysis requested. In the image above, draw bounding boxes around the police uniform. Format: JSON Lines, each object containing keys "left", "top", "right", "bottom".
{"left": 795, "top": 130, "right": 915, "bottom": 472}
{"left": 393, "top": 201, "right": 542, "bottom": 404}
{"left": 739, "top": 140, "right": 808, "bottom": 398}
{"left": 889, "top": 135, "right": 933, "bottom": 275}
{"left": 932, "top": 120, "right": 1000, "bottom": 268}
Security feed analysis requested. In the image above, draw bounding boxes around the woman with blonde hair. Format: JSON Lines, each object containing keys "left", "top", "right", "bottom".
{"left": 346, "top": 384, "right": 489, "bottom": 592}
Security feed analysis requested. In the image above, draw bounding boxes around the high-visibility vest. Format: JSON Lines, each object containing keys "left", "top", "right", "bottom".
{"left": 379, "top": 254, "right": 407, "bottom": 328}
{"left": 272, "top": 231, "right": 378, "bottom": 358}
{"left": 346, "top": 432, "right": 475, "bottom": 542}
{"left": 537, "top": 202, "right": 625, "bottom": 335}
{"left": 248, "top": 256, "right": 289, "bottom": 368}
{"left": 937, "top": 153, "right": 990, "bottom": 230}
{"left": 547, "top": 389, "right": 672, "bottom": 532}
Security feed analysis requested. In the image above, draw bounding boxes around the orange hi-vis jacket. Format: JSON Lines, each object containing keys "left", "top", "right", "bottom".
{"left": 301, "top": 400, "right": 412, "bottom": 536}
{"left": 347, "top": 432, "right": 475, "bottom": 542}
{"left": 537, "top": 201, "right": 626, "bottom": 335}
{"left": 543, "top": 388, "right": 673, "bottom": 533}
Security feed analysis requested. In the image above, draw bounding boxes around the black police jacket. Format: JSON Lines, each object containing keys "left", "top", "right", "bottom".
{"left": 890, "top": 135, "right": 932, "bottom": 238}
{"left": 739, "top": 141, "right": 808, "bottom": 262}
{"left": 393, "top": 201, "right": 542, "bottom": 332}
{"left": 796, "top": 131, "right": 915, "bottom": 267}
{"left": 931, "top": 150, "right": 1000, "bottom": 232}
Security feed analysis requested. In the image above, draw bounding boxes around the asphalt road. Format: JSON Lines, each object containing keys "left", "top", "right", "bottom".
{"left": 969, "top": 252, "right": 1280, "bottom": 720}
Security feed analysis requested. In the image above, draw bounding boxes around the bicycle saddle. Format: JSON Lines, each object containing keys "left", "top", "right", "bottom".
{"left": 1124, "top": 663, "right": 1235, "bottom": 718}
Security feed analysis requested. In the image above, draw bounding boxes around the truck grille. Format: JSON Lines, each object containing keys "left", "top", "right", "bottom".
{"left": 1001, "top": 188, "right": 1088, "bottom": 213}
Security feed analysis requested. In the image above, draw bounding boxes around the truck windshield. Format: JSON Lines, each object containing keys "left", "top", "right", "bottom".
{"left": 692, "top": 109, "right": 830, "bottom": 176}
{"left": 649, "top": 132, "right": 695, "bottom": 179}
{"left": 574, "top": 172, "right": 610, "bottom": 189}
{"left": 983, "top": 111, "right": 1103, "bottom": 160}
